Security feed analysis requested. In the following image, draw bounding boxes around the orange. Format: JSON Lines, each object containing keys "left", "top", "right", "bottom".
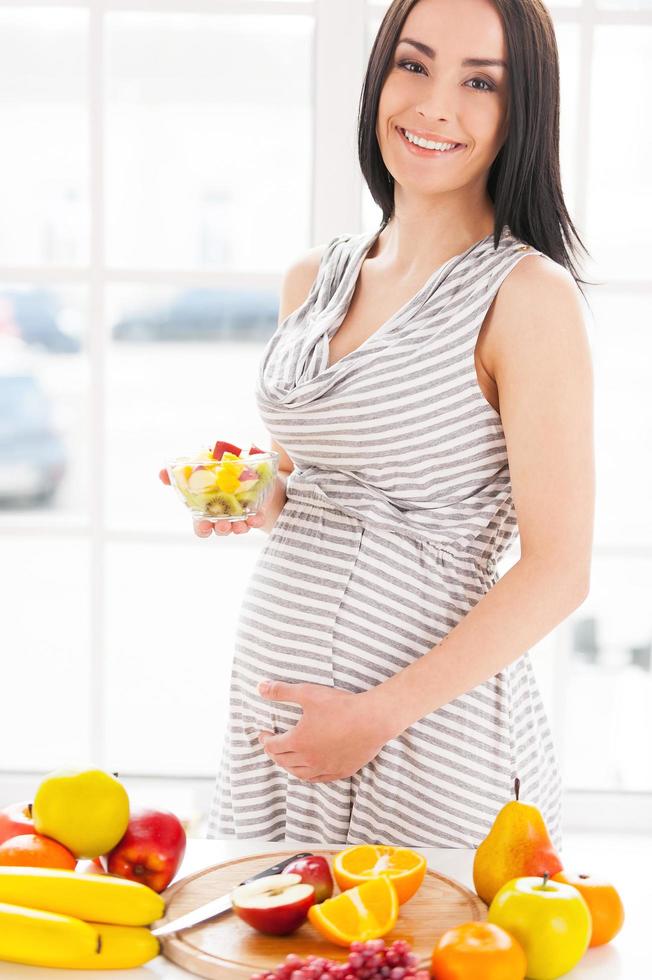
{"left": 307, "top": 875, "right": 399, "bottom": 947}
{"left": 332, "top": 844, "right": 427, "bottom": 904}
{"left": 552, "top": 871, "right": 625, "bottom": 947}
{"left": 430, "top": 921, "right": 527, "bottom": 980}
{"left": 0, "top": 832, "right": 77, "bottom": 870}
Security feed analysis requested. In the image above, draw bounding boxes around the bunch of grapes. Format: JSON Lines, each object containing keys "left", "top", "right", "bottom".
{"left": 250, "top": 938, "right": 430, "bottom": 980}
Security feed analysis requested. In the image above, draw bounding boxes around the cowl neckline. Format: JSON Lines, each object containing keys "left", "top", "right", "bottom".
{"left": 257, "top": 223, "right": 514, "bottom": 408}
{"left": 321, "top": 223, "right": 510, "bottom": 373}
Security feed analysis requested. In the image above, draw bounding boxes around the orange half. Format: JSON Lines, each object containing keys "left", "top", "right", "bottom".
{"left": 333, "top": 844, "right": 427, "bottom": 905}
{"left": 307, "top": 875, "right": 399, "bottom": 947}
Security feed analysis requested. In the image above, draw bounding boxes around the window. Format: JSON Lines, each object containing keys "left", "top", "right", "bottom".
{"left": 2, "top": 0, "right": 650, "bottom": 822}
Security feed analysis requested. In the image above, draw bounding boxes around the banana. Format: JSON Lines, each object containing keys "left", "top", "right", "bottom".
{"left": 0, "top": 867, "right": 165, "bottom": 926}
{"left": 0, "top": 900, "right": 100, "bottom": 967}
{"left": 43, "top": 922, "right": 161, "bottom": 969}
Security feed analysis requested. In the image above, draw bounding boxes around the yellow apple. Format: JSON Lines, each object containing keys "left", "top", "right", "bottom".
{"left": 488, "top": 875, "right": 592, "bottom": 980}
{"left": 32, "top": 768, "right": 130, "bottom": 859}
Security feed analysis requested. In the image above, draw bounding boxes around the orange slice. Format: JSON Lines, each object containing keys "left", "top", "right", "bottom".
{"left": 333, "top": 844, "right": 427, "bottom": 905}
{"left": 307, "top": 875, "right": 398, "bottom": 947}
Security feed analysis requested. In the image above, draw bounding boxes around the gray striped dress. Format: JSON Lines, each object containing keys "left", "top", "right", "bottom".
{"left": 206, "top": 224, "right": 563, "bottom": 850}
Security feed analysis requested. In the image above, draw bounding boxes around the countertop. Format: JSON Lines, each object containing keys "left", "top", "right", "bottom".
{"left": 0, "top": 833, "right": 648, "bottom": 979}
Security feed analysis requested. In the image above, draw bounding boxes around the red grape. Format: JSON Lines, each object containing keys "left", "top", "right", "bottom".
{"left": 251, "top": 938, "right": 428, "bottom": 980}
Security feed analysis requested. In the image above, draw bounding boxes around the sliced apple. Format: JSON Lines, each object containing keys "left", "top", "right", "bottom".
{"left": 237, "top": 480, "right": 259, "bottom": 493}
{"left": 283, "top": 855, "right": 334, "bottom": 903}
{"left": 213, "top": 441, "right": 242, "bottom": 460}
{"left": 171, "top": 464, "right": 193, "bottom": 489}
{"left": 187, "top": 466, "right": 218, "bottom": 492}
{"left": 231, "top": 872, "right": 315, "bottom": 935}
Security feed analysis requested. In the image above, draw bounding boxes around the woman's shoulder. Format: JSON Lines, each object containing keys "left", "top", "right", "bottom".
{"left": 483, "top": 240, "right": 590, "bottom": 379}
{"left": 502, "top": 236, "right": 581, "bottom": 300}
{"left": 278, "top": 233, "right": 359, "bottom": 322}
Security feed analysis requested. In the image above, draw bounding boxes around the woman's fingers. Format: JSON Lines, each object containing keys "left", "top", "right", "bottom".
{"left": 228, "top": 521, "right": 249, "bottom": 534}
{"left": 212, "top": 520, "right": 231, "bottom": 534}
{"left": 194, "top": 519, "right": 214, "bottom": 537}
{"left": 192, "top": 512, "right": 265, "bottom": 537}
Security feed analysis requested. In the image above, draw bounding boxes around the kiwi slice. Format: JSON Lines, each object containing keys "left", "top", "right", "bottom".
{"left": 235, "top": 489, "right": 259, "bottom": 508}
{"left": 254, "top": 461, "right": 274, "bottom": 487}
{"left": 181, "top": 490, "right": 207, "bottom": 509}
{"left": 205, "top": 492, "right": 244, "bottom": 517}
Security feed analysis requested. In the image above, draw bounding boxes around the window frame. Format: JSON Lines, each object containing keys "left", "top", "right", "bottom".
{"left": 1, "top": 0, "right": 651, "bottom": 830}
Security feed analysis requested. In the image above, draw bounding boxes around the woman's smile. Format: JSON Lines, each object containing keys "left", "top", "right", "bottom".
{"left": 396, "top": 125, "right": 467, "bottom": 158}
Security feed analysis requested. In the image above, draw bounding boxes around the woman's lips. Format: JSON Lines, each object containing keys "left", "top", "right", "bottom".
{"left": 396, "top": 126, "right": 466, "bottom": 157}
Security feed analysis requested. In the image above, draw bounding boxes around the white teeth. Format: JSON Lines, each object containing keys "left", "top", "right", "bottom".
{"left": 402, "top": 128, "right": 459, "bottom": 151}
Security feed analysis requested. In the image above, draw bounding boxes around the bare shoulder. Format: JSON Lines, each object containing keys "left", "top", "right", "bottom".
{"left": 481, "top": 253, "right": 591, "bottom": 381}
{"left": 271, "top": 242, "right": 329, "bottom": 475}
{"left": 278, "top": 242, "right": 329, "bottom": 323}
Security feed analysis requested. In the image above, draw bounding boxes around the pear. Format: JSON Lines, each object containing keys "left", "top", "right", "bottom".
{"left": 473, "top": 777, "right": 563, "bottom": 905}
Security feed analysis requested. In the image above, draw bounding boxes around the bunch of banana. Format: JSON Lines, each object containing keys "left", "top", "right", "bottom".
{"left": 0, "top": 866, "right": 165, "bottom": 969}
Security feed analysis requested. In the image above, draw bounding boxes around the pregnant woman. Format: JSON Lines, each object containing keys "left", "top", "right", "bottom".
{"left": 165, "top": 0, "right": 595, "bottom": 848}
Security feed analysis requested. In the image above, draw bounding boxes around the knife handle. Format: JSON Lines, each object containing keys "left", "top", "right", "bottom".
{"left": 239, "top": 852, "right": 314, "bottom": 886}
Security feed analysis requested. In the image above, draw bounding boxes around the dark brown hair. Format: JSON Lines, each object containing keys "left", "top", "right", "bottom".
{"left": 358, "top": 0, "right": 598, "bottom": 296}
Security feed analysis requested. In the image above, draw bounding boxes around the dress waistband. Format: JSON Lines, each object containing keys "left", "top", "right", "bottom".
{"left": 284, "top": 481, "right": 500, "bottom": 580}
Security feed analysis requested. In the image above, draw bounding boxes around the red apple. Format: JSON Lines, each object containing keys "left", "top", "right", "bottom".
{"left": 102, "top": 807, "right": 186, "bottom": 893}
{"left": 283, "top": 854, "right": 333, "bottom": 903}
{"left": 212, "top": 440, "right": 242, "bottom": 460}
{"left": 231, "top": 872, "right": 315, "bottom": 935}
{"left": 0, "top": 800, "right": 34, "bottom": 845}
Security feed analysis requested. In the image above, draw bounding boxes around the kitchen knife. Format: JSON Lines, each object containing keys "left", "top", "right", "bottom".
{"left": 151, "top": 851, "right": 315, "bottom": 937}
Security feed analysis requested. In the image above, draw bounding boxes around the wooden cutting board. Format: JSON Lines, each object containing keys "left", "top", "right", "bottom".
{"left": 156, "top": 849, "right": 487, "bottom": 979}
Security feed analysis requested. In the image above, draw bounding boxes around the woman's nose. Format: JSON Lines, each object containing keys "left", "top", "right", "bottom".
{"left": 414, "top": 82, "right": 458, "bottom": 121}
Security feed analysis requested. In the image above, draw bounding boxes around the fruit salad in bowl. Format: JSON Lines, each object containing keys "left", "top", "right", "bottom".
{"left": 166, "top": 440, "right": 279, "bottom": 523}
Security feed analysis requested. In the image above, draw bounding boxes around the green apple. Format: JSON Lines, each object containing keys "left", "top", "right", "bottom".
{"left": 488, "top": 875, "right": 592, "bottom": 980}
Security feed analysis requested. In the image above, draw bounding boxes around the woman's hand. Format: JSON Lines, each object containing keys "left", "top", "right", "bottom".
{"left": 158, "top": 467, "right": 266, "bottom": 537}
{"left": 193, "top": 513, "right": 265, "bottom": 536}
{"left": 256, "top": 680, "right": 391, "bottom": 782}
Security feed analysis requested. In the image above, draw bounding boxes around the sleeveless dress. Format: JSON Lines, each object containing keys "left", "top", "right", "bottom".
{"left": 206, "top": 224, "right": 564, "bottom": 851}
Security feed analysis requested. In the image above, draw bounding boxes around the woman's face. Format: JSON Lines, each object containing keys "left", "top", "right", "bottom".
{"left": 376, "top": 0, "right": 510, "bottom": 200}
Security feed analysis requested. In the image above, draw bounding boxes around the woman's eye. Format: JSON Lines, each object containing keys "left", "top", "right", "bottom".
{"left": 396, "top": 59, "right": 425, "bottom": 75}
{"left": 395, "top": 59, "right": 496, "bottom": 93}
{"left": 467, "top": 77, "right": 496, "bottom": 92}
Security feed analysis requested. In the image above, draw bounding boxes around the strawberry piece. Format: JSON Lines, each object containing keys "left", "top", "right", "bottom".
{"left": 212, "top": 440, "right": 242, "bottom": 460}
{"left": 248, "top": 445, "right": 265, "bottom": 455}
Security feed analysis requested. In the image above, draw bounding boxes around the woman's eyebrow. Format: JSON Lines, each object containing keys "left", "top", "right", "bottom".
{"left": 396, "top": 37, "right": 508, "bottom": 70}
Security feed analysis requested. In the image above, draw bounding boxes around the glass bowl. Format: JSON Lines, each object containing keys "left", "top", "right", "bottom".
{"left": 167, "top": 449, "right": 279, "bottom": 523}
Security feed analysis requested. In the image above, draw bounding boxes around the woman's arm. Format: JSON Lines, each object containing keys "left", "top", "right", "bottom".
{"left": 362, "top": 256, "right": 595, "bottom": 739}
{"left": 259, "top": 463, "right": 291, "bottom": 534}
{"left": 258, "top": 243, "right": 327, "bottom": 534}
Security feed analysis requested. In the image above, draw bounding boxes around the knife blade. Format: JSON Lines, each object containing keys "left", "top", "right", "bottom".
{"left": 151, "top": 851, "right": 315, "bottom": 937}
